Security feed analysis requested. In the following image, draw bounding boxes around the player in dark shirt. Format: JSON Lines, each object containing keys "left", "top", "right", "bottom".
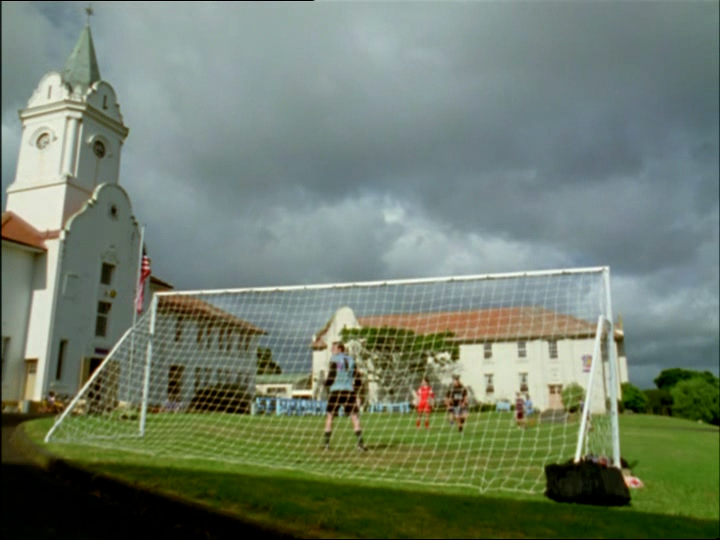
{"left": 515, "top": 392, "right": 526, "bottom": 429}
{"left": 445, "top": 374, "right": 469, "bottom": 433}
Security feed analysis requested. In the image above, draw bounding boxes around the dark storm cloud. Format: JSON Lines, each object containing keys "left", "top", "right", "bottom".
{"left": 121, "top": 0, "right": 717, "bottom": 281}
{"left": 1, "top": 1, "right": 717, "bottom": 389}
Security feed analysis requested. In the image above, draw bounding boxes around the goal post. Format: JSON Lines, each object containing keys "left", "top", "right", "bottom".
{"left": 44, "top": 265, "right": 624, "bottom": 495}
{"left": 604, "top": 267, "right": 622, "bottom": 469}
{"left": 139, "top": 294, "right": 158, "bottom": 437}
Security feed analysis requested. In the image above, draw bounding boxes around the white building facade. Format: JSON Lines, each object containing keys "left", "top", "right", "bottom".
{"left": 143, "top": 295, "right": 266, "bottom": 410}
{"left": 311, "top": 306, "right": 629, "bottom": 414}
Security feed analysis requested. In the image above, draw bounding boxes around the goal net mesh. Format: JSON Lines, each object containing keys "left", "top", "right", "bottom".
{"left": 45, "top": 267, "right": 620, "bottom": 495}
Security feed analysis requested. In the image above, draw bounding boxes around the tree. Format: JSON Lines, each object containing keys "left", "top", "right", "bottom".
{"left": 340, "top": 326, "right": 460, "bottom": 403}
{"left": 671, "top": 377, "right": 720, "bottom": 426}
{"left": 256, "top": 347, "right": 282, "bottom": 375}
{"left": 644, "top": 389, "right": 673, "bottom": 416}
{"left": 653, "top": 368, "right": 717, "bottom": 391}
{"left": 561, "top": 382, "right": 584, "bottom": 413}
{"left": 621, "top": 382, "right": 649, "bottom": 413}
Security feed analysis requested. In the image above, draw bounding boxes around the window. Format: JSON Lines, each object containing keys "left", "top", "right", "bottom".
{"left": 217, "top": 368, "right": 231, "bottom": 383}
{"left": 549, "top": 339, "right": 558, "bottom": 359}
{"left": 518, "top": 341, "right": 527, "bottom": 358}
{"left": 238, "top": 333, "right": 251, "bottom": 355}
{"left": 485, "top": 374, "right": 494, "bottom": 394}
{"left": 100, "top": 263, "right": 114, "bottom": 285}
{"left": 195, "top": 367, "right": 202, "bottom": 391}
{"left": 95, "top": 301, "right": 112, "bottom": 337}
{"left": 197, "top": 323, "right": 204, "bottom": 344}
{"left": 1, "top": 337, "right": 9, "bottom": 382}
{"left": 175, "top": 317, "right": 183, "bottom": 342}
{"left": 206, "top": 324, "right": 214, "bottom": 349}
{"left": 483, "top": 342, "right": 492, "bottom": 359}
{"left": 63, "top": 273, "right": 79, "bottom": 298}
{"left": 168, "top": 365, "right": 184, "bottom": 400}
{"left": 56, "top": 340, "right": 67, "bottom": 380}
{"left": 519, "top": 372, "right": 528, "bottom": 393}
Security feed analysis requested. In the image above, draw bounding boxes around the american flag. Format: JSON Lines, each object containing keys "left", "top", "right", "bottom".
{"left": 135, "top": 246, "right": 151, "bottom": 314}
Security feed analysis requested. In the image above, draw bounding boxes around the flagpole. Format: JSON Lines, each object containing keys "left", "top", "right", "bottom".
{"left": 130, "top": 225, "right": 145, "bottom": 402}
{"left": 134, "top": 225, "right": 146, "bottom": 327}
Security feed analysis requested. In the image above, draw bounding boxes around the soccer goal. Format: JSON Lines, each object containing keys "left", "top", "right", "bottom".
{"left": 45, "top": 266, "right": 622, "bottom": 495}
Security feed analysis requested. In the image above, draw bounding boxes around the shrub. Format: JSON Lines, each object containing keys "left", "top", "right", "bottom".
{"left": 671, "top": 377, "right": 720, "bottom": 426}
{"left": 644, "top": 389, "right": 673, "bottom": 416}
{"left": 188, "top": 383, "right": 252, "bottom": 414}
{"left": 562, "top": 383, "right": 585, "bottom": 413}
{"left": 621, "top": 382, "right": 648, "bottom": 413}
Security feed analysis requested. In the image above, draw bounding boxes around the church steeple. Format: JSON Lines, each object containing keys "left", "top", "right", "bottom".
{"left": 5, "top": 5, "right": 129, "bottom": 232}
{"left": 61, "top": 23, "right": 101, "bottom": 94}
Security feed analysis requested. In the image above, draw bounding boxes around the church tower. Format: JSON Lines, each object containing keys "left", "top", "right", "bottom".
{"left": 5, "top": 22, "right": 129, "bottom": 232}
{"left": 2, "top": 14, "right": 143, "bottom": 404}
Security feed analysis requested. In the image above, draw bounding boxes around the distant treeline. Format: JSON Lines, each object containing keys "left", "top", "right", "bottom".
{"left": 622, "top": 368, "right": 719, "bottom": 426}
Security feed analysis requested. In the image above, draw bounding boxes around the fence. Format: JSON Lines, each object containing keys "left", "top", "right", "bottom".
{"left": 252, "top": 397, "right": 413, "bottom": 416}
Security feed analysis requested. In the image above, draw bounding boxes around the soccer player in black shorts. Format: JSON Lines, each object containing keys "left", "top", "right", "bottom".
{"left": 445, "top": 374, "right": 469, "bottom": 433}
{"left": 323, "top": 342, "right": 366, "bottom": 451}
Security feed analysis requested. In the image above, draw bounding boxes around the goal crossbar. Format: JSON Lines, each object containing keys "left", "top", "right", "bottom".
{"left": 154, "top": 266, "right": 610, "bottom": 297}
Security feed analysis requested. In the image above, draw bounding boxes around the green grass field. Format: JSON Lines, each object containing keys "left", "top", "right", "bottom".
{"left": 43, "top": 409, "right": 604, "bottom": 495}
{"left": 21, "top": 413, "right": 720, "bottom": 539}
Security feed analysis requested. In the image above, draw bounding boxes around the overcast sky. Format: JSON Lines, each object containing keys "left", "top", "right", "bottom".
{"left": 2, "top": 1, "right": 718, "bottom": 389}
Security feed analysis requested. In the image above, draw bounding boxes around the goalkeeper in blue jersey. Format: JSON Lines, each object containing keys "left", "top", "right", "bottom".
{"left": 323, "top": 341, "right": 367, "bottom": 451}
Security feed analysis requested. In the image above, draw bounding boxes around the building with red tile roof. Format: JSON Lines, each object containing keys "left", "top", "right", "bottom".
{"left": 311, "top": 305, "right": 628, "bottom": 414}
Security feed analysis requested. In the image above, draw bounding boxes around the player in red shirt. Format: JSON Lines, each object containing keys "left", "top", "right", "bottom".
{"left": 415, "top": 376, "right": 435, "bottom": 428}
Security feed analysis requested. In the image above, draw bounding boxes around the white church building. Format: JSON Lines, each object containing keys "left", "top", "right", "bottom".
{"left": 1, "top": 22, "right": 263, "bottom": 410}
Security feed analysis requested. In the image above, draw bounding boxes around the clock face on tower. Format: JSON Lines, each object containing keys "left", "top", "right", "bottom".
{"left": 36, "top": 133, "right": 50, "bottom": 149}
{"left": 93, "top": 140, "right": 106, "bottom": 158}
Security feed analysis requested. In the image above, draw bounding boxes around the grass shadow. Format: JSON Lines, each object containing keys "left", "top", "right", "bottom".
{"left": 40, "top": 458, "right": 720, "bottom": 540}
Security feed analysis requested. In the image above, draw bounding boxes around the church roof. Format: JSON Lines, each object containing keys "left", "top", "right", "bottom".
{"left": 150, "top": 276, "right": 175, "bottom": 291}
{"left": 1, "top": 212, "right": 59, "bottom": 251}
{"left": 156, "top": 295, "right": 268, "bottom": 336}
{"left": 62, "top": 24, "right": 101, "bottom": 92}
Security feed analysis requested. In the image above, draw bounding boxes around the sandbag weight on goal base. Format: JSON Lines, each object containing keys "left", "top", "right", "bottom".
{"left": 544, "top": 459, "right": 631, "bottom": 507}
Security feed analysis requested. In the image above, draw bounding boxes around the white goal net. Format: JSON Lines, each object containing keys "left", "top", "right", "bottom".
{"left": 45, "top": 266, "right": 622, "bottom": 495}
